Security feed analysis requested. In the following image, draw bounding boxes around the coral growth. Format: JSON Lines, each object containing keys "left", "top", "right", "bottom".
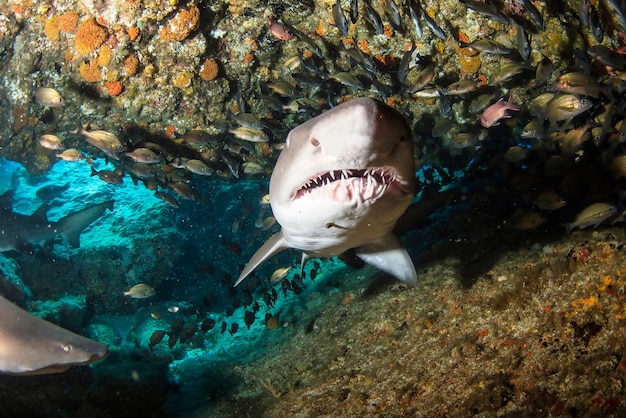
{"left": 44, "top": 17, "right": 59, "bottom": 42}
{"left": 58, "top": 11, "right": 79, "bottom": 33}
{"left": 159, "top": 4, "right": 200, "bottom": 42}
{"left": 172, "top": 71, "right": 193, "bottom": 89}
{"left": 458, "top": 55, "right": 482, "bottom": 75}
{"left": 122, "top": 53, "right": 140, "bottom": 76}
{"left": 103, "top": 81, "right": 123, "bottom": 96}
{"left": 199, "top": 58, "right": 219, "bottom": 81}
{"left": 127, "top": 26, "right": 139, "bottom": 41}
{"left": 79, "top": 60, "right": 102, "bottom": 82}
{"left": 96, "top": 45, "right": 113, "bottom": 67}
{"left": 75, "top": 17, "right": 108, "bottom": 55}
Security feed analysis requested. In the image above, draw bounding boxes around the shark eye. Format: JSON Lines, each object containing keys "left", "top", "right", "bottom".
{"left": 62, "top": 344, "right": 73, "bottom": 353}
{"left": 310, "top": 137, "right": 320, "bottom": 147}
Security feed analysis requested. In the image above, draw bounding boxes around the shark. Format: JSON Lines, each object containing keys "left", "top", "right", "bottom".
{"left": 235, "top": 97, "right": 417, "bottom": 287}
{"left": 0, "top": 190, "right": 114, "bottom": 253}
{"left": 0, "top": 295, "right": 109, "bottom": 375}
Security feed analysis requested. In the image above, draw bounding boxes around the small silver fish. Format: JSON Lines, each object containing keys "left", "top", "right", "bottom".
{"left": 553, "top": 72, "right": 607, "bottom": 98}
{"left": 521, "top": 118, "right": 546, "bottom": 139}
{"left": 504, "top": 146, "right": 529, "bottom": 163}
{"left": 35, "top": 87, "right": 65, "bottom": 107}
{"left": 261, "top": 216, "right": 276, "bottom": 231}
{"left": 56, "top": 148, "right": 85, "bottom": 162}
{"left": 232, "top": 113, "right": 264, "bottom": 130}
{"left": 183, "top": 159, "right": 213, "bottom": 176}
{"left": 363, "top": 0, "right": 384, "bottom": 34}
{"left": 384, "top": 0, "right": 402, "bottom": 28}
{"left": 332, "top": 0, "right": 349, "bottom": 35}
{"left": 512, "top": 21, "right": 530, "bottom": 61}
{"left": 407, "top": 65, "right": 436, "bottom": 93}
{"left": 522, "top": 0, "right": 544, "bottom": 30}
{"left": 587, "top": 45, "right": 626, "bottom": 70}
{"left": 155, "top": 191, "right": 180, "bottom": 208}
{"left": 350, "top": 0, "right": 359, "bottom": 23}
{"left": 408, "top": 0, "right": 423, "bottom": 38}
{"left": 73, "top": 126, "right": 123, "bottom": 159}
{"left": 267, "top": 81, "right": 296, "bottom": 97}
{"left": 535, "top": 56, "right": 553, "bottom": 87}
{"left": 565, "top": 203, "right": 619, "bottom": 234}
{"left": 124, "top": 148, "right": 159, "bottom": 164}
{"left": 444, "top": 80, "right": 480, "bottom": 96}
{"left": 91, "top": 166, "right": 123, "bottom": 184}
{"left": 181, "top": 130, "right": 212, "bottom": 144}
{"left": 459, "top": 39, "right": 511, "bottom": 55}
{"left": 269, "top": 267, "right": 291, "bottom": 285}
{"left": 545, "top": 94, "right": 593, "bottom": 125}
{"left": 560, "top": 123, "right": 592, "bottom": 155}
{"left": 242, "top": 162, "right": 264, "bottom": 175}
{"left": 168, "top": 182, "right": 199, "bottom": 200}
{"left": 468, "top": 92, "right": 498, "bottom": 114}
{"left": 533, "top": 191, "right": 566, "bottom": 211}
{"left": 329, "top": 72, "right": 364, "bottom": 89}
{"left": 489, "top": 62, "right": 533, "bottom": 85}
{"left": 123, "top": 283, "right": 155, "bottom": 299}
{"left": 432, "top": 118, "right": 455, "bottom": 137}
{"left": 280, "top": 56, "right": 301, "bottom": 76}
{"left": 38, "top": 134, "right": 64, "bottom": 150}
{"left": 421, "top": 8, "right": 446, "bottom": 39}
{"left": 126, "top": 162, "right": 156, "bottom": 179}
{"left": 448, "top": 132, "right": 478, "bottom": 149}
{"left": 530, "top": 92, "right": 556, "bottom": 119}
{"left": 461, "top": 0, "right": 509, "bottom": 23}
{"left": 229, "top": 127, "right": 269, "bottom": 143}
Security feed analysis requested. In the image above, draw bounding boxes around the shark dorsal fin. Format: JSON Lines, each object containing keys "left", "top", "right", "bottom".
{"left": 31, "top": 204, "right": 49, "bottom": 221}
{"left": 234, "top": 231, "right": 291, "bottom": 286}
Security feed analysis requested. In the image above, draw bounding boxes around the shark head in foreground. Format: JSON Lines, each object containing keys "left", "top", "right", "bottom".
{"left": 236, "top": 97, "right": 417, "bottom": 287}
{"left": 0, "top": 295, "right": 109, "bottom": 375}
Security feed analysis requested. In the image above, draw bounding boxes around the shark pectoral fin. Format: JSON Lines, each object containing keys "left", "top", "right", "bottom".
{"left": 354, "top": 233, "right": 417, "bottom": 287}
{"left": 235, "top": 231, "right": 291, "bottom": 287}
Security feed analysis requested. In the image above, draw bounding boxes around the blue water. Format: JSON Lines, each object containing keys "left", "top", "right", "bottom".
{"left": 0, "top": 155, "right": 356, "bottom": 404}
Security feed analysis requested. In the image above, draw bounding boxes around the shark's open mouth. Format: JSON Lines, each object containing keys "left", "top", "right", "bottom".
{"left": 293, "top": 167, "right": 409, "bottom": 202}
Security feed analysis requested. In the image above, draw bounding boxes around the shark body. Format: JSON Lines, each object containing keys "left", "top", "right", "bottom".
{"left": 0, "top": 190, "right": 114, "bottom": 253}
{"left": 236, "top": 97, "right": 417, "bottom": 287}
{"left": 0, "top": 295, "right": 109, "bottom": 375}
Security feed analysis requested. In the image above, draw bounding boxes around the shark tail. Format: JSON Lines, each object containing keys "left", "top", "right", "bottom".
{"left": 234, "top": 231, "right": 291, "bottom": 287}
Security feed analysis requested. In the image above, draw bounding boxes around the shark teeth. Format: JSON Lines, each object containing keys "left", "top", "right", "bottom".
{"left": 295, "top": 167, "right": 407, "bottom": 200}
